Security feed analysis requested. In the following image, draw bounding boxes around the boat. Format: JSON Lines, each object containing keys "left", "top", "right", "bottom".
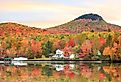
{"left": 12, "top": 57, "right": 28, "bottom": 61}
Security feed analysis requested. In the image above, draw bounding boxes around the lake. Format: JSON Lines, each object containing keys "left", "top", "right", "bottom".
{"left": 0, "top": 61, "right": 120, "bottom": 82}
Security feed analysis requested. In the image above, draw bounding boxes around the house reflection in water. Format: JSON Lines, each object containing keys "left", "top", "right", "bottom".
{"left": 52, "top": 64, "right": 75, "bottom": 71}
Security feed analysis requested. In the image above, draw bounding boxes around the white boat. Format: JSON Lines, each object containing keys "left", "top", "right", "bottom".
{"left": 13, "top": 57, "right": 28, "bottom": 61}
{"left": 11, "top": 57, "right": 28, "bottom": 66}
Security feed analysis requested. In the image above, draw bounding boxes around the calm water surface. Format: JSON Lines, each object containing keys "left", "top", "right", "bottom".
{"left": 0, "top": 62, "right": 121, "bottom": 82}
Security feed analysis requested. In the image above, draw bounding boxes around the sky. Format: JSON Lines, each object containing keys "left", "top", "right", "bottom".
{"left": 0, "top": 0, "right": 121, "bottom": 28}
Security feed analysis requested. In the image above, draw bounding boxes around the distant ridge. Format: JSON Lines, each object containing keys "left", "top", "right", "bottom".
{"left": 0, "top": 13, "right": 121, "bottom": 34}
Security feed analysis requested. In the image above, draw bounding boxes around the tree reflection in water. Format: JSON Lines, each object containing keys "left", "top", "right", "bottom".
{"left": 0, "top": 62, "right": 121, "bottom": 82}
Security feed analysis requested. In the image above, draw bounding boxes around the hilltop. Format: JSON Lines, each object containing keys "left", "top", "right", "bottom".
{"left": 74, "top": 13, "right": 104, "bottom": 21}
{"left": 46, "top": 13, "right": 121, "bottom": 34}
{"left": 0, "top": 22, "right": 42, "bottom": 35}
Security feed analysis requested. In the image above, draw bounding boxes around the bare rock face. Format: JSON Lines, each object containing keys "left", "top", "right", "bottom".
{"left": 74, "top": 13, "right": 104, "bottom": 21}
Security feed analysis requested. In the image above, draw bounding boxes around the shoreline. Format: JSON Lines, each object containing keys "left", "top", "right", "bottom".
{"left": 1, "top": 60, "right": 121, "bottom": 64}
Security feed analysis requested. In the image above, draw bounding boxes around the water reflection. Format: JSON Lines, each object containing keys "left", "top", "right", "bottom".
{"left": 0, "top": 62, "right": 121, "bottom": 82}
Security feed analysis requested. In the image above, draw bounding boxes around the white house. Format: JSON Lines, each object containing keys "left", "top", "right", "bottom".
{"left": 53, "top": 64, "right": 75, "bottom": 71}
{"left": 56, "top": 49, "right": 64, "bottom": 55}
{"left": 52, "top": 49, "right": 64, "bottom": 59}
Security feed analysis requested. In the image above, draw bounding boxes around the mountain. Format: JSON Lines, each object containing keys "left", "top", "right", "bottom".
{"left": 45, "top": 13, "right": 121, "bottom": 34}
{"left": 0, "top": 13, "right": 121, "bottom": 35}
{"left": 0, "top": 22, "right": 42, "bottom": 35}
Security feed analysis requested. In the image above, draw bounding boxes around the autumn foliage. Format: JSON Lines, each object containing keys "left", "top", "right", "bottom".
{"left": 0, "top": 23, "right": 121, "bottom": 60}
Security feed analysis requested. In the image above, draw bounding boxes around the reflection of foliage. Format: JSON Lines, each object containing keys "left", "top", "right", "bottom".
{"left": 16, "top": 70, "right": 21, "bottom": 76}
{"left": 0, "top": 63, "right": 121, "bottom": 81}
{"left": 42, "top": 65, "right": 53, "bottom": 77}
{"left": 6, "top": 71, "right": 11, "bottom": 76}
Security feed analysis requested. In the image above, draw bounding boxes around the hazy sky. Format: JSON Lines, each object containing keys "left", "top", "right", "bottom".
{"left": 0, "top": 0, "right": 121, "bottom": 28}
